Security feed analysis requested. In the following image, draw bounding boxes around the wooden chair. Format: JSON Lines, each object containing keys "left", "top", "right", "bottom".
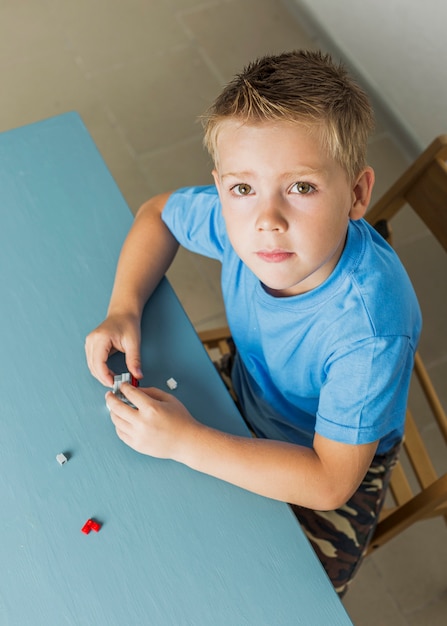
{"left": 198, "top": 135, "right": 447, "bottom": 553}
{"left": 365, "top": 134, "right": 447, "bottom": 553}
{"left": 199, "top": 326, "right": 234, "bottom": 362}
{"left": 199, "top": 326, "right": 236, "bottom": 402}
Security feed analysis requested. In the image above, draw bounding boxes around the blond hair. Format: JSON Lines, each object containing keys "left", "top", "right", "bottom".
{"left": 201, "top": 50, "right": 374, "bottom": 181}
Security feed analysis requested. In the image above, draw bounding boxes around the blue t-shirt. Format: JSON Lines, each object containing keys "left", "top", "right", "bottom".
{"left": 163, "top": 185, "right": 422, "bottom": 455}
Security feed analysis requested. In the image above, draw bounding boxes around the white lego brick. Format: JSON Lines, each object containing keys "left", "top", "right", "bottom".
{"left": 166, "top": 377, "right": 178, "bottom": 390}
{"left": 56, "top": 453, "right": 68, "bottom": 465}
{"left": 113, "top": 372, "right": 138, "bottom": 408}
{"left": 113, "top": 372, "right": 131, "bottom": 394}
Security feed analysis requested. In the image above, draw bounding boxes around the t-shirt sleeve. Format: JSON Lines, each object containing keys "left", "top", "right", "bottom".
{"left": 315, "top": 335, "right": 414, "bottom": 445}
{"left": 162, "top": 185, "right": 226, "bottom": 261}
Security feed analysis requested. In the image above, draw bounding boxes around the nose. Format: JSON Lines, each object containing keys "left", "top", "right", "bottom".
{"left": 255, "top": 199, "right": 288, "bottom": 232}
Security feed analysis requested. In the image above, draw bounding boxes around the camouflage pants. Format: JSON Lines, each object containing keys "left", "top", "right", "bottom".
{"left": 289, "top": 443, "right": 400, "bottom": 597}
{"left": 213, "top": 347, "right": 400, "bottom": 597}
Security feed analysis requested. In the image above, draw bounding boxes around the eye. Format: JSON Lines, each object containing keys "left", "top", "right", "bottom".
{"left": 232, "top": 183, "right": 253, "bottom": 196}
{"left": 290, "top": 182, "right": 315, "bottom": 194}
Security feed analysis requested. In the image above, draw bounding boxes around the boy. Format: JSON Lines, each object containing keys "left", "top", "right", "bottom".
{"left": 85, "top": 50, "right": 421, "bottom": 595}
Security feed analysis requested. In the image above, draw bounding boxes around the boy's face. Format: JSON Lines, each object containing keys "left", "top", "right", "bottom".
{"left": 212, "top": 120, "right": 374, "bottom": 297}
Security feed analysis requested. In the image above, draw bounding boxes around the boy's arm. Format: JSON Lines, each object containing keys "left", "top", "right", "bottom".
{"left": 85, "top": 192, "right": 179, "bottom": 386}
{"left": 179, "top": 421, "right": 378, "bottom": 510}
{"left": 107, "top": 192, "right": 178, "bottom": 319}
{"left": 106, "top": 384, "right": 378, "bottom": 511}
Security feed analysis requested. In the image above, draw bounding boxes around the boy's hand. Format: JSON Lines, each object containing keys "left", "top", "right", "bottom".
{"left": 105, "top": 384, "right": 199, "bottom": 461}
{"left": 85, "top": 314, "right": 143, "bottom": 387}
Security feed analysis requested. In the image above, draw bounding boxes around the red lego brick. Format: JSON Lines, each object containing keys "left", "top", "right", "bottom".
{"left": 130, "top": 375, "right": 139, "bottom": 387}
{"left": 81, "top": 518, "right": 101, "bottom": 534}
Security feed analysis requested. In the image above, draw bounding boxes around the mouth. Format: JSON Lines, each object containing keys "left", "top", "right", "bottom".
{"left": 256, "top": 249, "right": 295, "bottom": 263}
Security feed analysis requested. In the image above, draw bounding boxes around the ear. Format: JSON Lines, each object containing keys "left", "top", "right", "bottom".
{"left": 349, "top": 166, "right": 375, "bottom": 220}
{"left": 212, "top": 168, "right": 220, "bottom": 193}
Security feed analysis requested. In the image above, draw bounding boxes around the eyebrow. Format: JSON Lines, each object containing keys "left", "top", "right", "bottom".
{"left": 220, "top": 171, "right": 253, "bottom": 180}
{"left": 220, "top": 168, "right": 325, "bottom": 180}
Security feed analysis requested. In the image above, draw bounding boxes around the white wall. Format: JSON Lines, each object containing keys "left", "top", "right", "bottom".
{"left": 286, "top": 0, "right": 447, "bottom": 157}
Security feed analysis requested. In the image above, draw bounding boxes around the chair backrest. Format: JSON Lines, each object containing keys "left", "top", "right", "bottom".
{"left": 365, "top": 135, "right": 447, "bottom": 553}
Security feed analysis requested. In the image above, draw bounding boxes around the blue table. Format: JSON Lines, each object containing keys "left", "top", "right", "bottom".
{"left": 0, "top": 113, "right": 353, "bottom": 625}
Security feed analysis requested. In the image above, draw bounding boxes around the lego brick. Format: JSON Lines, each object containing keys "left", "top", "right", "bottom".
{"left": 113, "top": 372, "right": 139, "bottom": 408}
{"left": 81, "top": 519, "right": 102, "bottom": 534}
{"left": 166, "top": 377, "right": 178, "bottom": 390}
{"left": 81, "top": 520, "right": 92, "bottom": 534}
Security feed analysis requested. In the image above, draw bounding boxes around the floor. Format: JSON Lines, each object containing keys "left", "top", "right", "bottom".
{"left": 2, "top": 0, "right": 446, "bottom": 623}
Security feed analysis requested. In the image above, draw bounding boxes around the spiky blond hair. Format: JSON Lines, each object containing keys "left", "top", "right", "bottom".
{"left": 201, "top": 50, "right": 374, "bottom": 181}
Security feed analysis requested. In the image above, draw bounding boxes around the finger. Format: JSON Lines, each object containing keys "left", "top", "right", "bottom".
{"left": 109, "top": 410, "right": 132, "bottom": 433}
{"left": 105, "top": 391, "right": 136, "bottom": 422}
{"left": 95, "top": 340, "right": 117, "bottom": 387}
{"left": 111, "top": 415, "right": 135, "bottom": 447}
{"left": 114, "top": 427, "right": 133, "bottom": 447}
{"left": 122, "top": 343, "right": 144, "bottom": 381}
{"left": 138, "top": 386, "right": 172, "bottom": 402}
{"left": 119, "top": 383, "right": 173, "bottom": 407}
{"left": 116, "top": 384, "right": 152, "bottom": 411}
{"left": 86, "top": 337, "right": 115, "bottom": 387}
{"left": 98, "top": 363, "right": 116, "bottom": 388}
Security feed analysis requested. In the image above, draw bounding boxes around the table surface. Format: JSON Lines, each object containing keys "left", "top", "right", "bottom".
{"left": 0, "top": 113, "right": 353, "bottom": 625}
